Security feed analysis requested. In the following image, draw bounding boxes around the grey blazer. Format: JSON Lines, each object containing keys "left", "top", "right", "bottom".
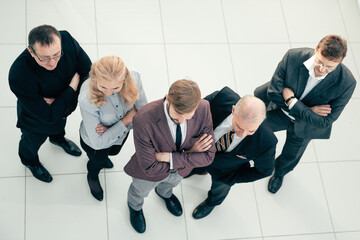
{"left": 255, "top": 48, "right": 356, "bottom": 139}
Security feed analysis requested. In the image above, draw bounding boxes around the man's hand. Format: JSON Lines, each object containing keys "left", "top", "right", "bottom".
{"left": 187, "top": 133, "right": 213, "bottom": 153}
{"left": 96, "top": 123, "right": 108, "bottom": 135}
{"left": 69, "top": 72, "right": 80, "bottom": 91}
{"left": 44, "top": 97, "right": 55, "bottom": 105}
{"left": 121, "top": 107, "right": 137, "bottom": 127}
{"left": 311, "top": 104, "right": 332, "bottom": 116}
{"left": 155, "top": 152, "right": 170, "bottom": 163}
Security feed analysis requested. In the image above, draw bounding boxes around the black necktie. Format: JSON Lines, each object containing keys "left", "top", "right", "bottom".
{"left": 215, "top": 130, "right": 235, "bottom": 152}
{"left": 175, "top": 124, "right": 182, "bottom": 151}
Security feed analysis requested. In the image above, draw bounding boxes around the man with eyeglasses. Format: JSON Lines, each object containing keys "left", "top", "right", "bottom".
{"left": 255, "top": 35, "right": 356, "bottom": 194}
{"left": 9, "top": 25, "right": 91, "bottom": 183}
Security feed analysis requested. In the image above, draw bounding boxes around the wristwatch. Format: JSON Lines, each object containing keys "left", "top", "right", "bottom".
{"left": 285, "top": 96, "right": 295, "bottom": 107}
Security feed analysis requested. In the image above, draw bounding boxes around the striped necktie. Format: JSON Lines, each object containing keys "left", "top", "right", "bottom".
{"left": 215, "top": 130, "right": 235, "bottom": 152}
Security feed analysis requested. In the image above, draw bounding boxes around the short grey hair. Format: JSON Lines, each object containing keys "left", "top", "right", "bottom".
{"left": 234, "top": 95, "right": 266, "bottom": 123}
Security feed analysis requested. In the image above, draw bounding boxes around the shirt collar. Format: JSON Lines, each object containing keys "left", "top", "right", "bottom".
{"left": 303, "top": 55, "right": 328, "bottom": 80}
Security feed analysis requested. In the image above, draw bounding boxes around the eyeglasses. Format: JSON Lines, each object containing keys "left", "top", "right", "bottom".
{"left": 313, "top": 58, "right": 337, "bottom": 72}
{"left": 29, "top": 46, "right": 63, "bottom": 63}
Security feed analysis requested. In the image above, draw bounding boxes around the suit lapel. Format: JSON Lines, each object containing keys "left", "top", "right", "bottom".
{"left": 155, "top": 101, "right": 177, "bottom": 151}
{"left": 296, "top": 66, "right": 309, "bottom": 97}
{"left": 302, "top": 71, "right": 338, "bottom": 102}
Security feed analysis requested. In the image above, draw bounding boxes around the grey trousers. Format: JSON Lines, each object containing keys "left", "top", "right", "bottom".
{"left": 127, "top": 172, "right": 183, "bottom": 211}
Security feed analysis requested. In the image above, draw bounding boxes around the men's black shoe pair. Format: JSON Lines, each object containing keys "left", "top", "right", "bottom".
{"left": 268, "top": 175, "right": 284, "bottom": 194}
{"left": 87, "top": 174, "right": 103, "bottom": 201}
{"left": 128, "top": 204, "right": 146, "bottom": 233}
{"left": 26, "top": 164, "right": 53, "bottom": 183}
{"left": 192, "top": 200, "right": 215, "bottom": 219}
{"left": 50, "top": 138, "right": 82, "bottom": 156}
{"left": 155, "top": 188, "right": 183, "bottom": 216}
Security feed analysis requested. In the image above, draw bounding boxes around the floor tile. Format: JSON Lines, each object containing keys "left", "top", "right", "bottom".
{"left": 350, "top": 43, "right": 360, "bottom": 98}
{"left": 320, "top": 161, "right": 360, "bottom": 231}
{"left": 96, "top": 0, "right": 163, "bottom": 43}
{"left": 222, "top": 0, "right": 288, "bottom": 43}
{"left": 336, "top": 231, "right": 360, "bottom": 240}
{"left": 182, "top": 175, "right": 262, "bottom": 240}
{"left": 338, "top": 0, "right": 360, "bottom": 42}
{"left": 0, "top": 0, "right": 25, "bottom": 44}
{"left": 0, "top": 177, "right": 25, "bottom": 240}
{"left": 106, "top": 133, "right": 134, "bottom": 173}
{"left": 1, "top": 45, "right": 25, "bottom": 107}
{"left": 313, "top": 99, "right": 360, "bottom": 162}
{"left": 98, "top": 44, "right": 169, "bottom": 101}
{"left": 160, "top": 0, "right": 227, "bottom": 43}
{"left": 282, "top": 0, "right": 347, "bottom": 43}
{"left": 27, "top": 0, "right": 97, "bottom": 44}
{"left": 0, "top": 108, "right": 24, "bottom": 177}
{"left": 30, "top": 108, "right": 88, "bottom": 176}
{"left": 106, "top": 172, "right": 187, "bottom": 239}
{"left": 255, "top": 163, "right": 333, "bottom": 236}
{"left": 230, "top": 43, "right": 290, "bottom": 97}
{"left": 166, "top": 44, "right": 236, "bottom": 97}
{"left": 26, "top": 174, "right": 108, "bottom": 240}
{"left": 264, "top": 233, "right": 336, "bottom": 240}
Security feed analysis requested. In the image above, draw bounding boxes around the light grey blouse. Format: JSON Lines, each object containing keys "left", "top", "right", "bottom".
{"left": 78, "top": 69, "right": 147, "bottom": 150}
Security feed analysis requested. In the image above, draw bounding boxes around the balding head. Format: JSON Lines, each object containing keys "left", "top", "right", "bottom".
{"left": 231, "top": 95, "right": 266, "bottom": 138}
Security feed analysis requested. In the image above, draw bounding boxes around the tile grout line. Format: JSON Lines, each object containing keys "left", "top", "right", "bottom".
{"left": 103, "top": 171, "right": 110, "bottom": 240}
{"left": 24, "top": 0, "right": 27, "bottom": 239}
{"left": 252, "top": 183, "right": 264, "bottom": 239}
{"left": 279, "top": 0, "right": 292, "bottom": 48}
{"left": 312, "top": 141, "right": 337, "bottom": 239}
{"left": 93, "top": 0, "right": 100, "bottom": 60}
{"left": 336, "top": 0, "right": 360, "bottom": 83}
{"left": 158, "top": 0, "right": 171, "bottom": 88}
{"left": 220, "top": 0, "right": 238, "bottom": 93}
{"left": 179, "top": 182, "right": 189, "bottom": 240}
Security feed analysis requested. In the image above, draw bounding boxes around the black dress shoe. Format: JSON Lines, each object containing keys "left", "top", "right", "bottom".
{"left": 192, "top": 200, "right": 215, "bottom": 219}
{"left": 268, "top": 175, "right": 284, "bottom": 194}
{"left": 104, "top": 158, "right": 114, "bottom": 169}
{"left": 128, "top": 204, "right": 146, "bottom": 233}
{"left": 87, "top": 174, "right": 103, "bottom": 201}
{"left": 50, "top": 138, "right": 82, "bottom": 156}
{"left": 155, "top": 188, "right": 183, "bottom": 216}
{"left": 26, "top": 164, "right": 53, "bottom": 183}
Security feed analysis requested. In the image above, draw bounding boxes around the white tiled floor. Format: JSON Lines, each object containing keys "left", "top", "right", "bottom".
{"left": 0, "top": 0, "right": 359, "bottom": 239}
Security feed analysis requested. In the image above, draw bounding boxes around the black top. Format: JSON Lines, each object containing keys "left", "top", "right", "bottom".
{"left": 9, "top": 30, "right": 91, "bottom": 135}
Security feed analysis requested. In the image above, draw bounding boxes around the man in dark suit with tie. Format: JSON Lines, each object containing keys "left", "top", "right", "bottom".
{"left": 254, "top": 35, "right": 356, "bottom": 194}
{"left": 188, "top": 87, "right": 277, "bottom": 219}
{"left": 124, "top": 79, "right": 215, "bottom": 233}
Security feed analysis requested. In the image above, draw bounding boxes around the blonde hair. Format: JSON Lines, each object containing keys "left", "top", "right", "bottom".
{"left": 89, "top": 56, "right": 139, "bottom": 107}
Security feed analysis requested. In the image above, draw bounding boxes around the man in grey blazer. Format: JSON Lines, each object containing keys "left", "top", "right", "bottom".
{"left": 124, "top": 79, "right": 215, "bottom": 233}
{"left": 255, "top": 35, "right": 356, "bottom": 194}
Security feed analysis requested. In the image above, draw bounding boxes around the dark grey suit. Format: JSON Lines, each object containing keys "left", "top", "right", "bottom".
{"left": 255, "top": 47, "right": 356, "bottom": 176}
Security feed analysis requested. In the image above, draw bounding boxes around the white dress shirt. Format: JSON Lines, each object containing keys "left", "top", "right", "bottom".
{"left": 163, "top": 99, "right": 187, "bottom": 169}
{"left": 282, "top": 55, "right": 328, "bottom": 120}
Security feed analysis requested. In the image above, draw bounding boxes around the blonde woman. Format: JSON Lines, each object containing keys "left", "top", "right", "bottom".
{"left": 78, "top": 56, "right": 147, "bottom": 201}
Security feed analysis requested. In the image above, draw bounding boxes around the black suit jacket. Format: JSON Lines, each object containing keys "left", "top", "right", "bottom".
{"left": 255, "top": 48, "right": 356, "bottom": 139}
{"left": 204, "top": 87, "right": 277, "bottom": 186}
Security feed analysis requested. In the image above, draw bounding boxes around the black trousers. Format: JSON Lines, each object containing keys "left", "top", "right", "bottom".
{"left": 18, "top": 128, "right": 65, "bottom": 166}
{"left": 264, "top": 109, "right": 311, "bottom": 177}
{"left": 206, "top": 177, "right": 232, "bottom": 206}
{"left": 80, "top": 133, "right": 129, "bottom": 179}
